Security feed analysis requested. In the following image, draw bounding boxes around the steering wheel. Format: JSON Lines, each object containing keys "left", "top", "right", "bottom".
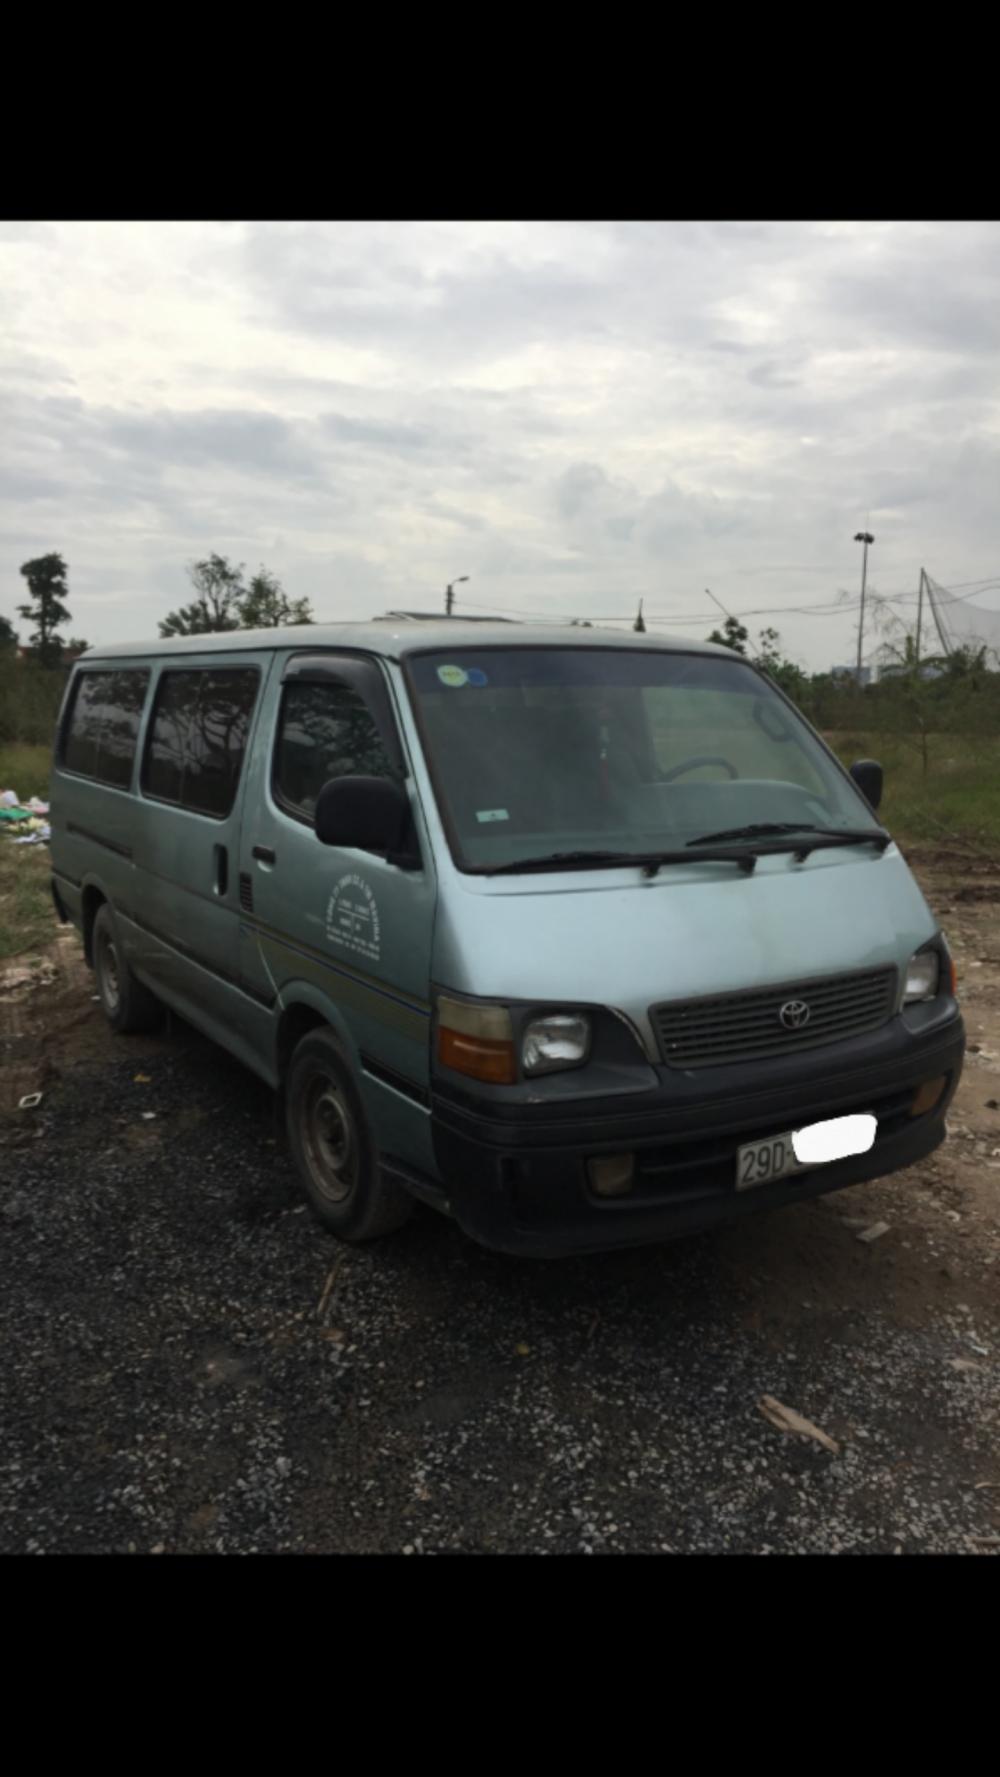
{"left": 661, "top": 754, "right": 738, "bottom": 783}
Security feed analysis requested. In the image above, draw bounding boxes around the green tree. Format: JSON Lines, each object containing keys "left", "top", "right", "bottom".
{"left": 707, "top": 614, "right": 749, "bottom": 655}
{"left": 159, "top": 554, "right": 245, "bottom": 637}
{"left": 237, "top": 567, "right": 313, "bottom": 629}
{"left": 756, "top": 626, "right": 808, "bottom": 702}
{"left": 0, "top": 612, "right": 17, "bottom": 650}
{"left": 17, "top": 552, "right": 72, "bottom": 665}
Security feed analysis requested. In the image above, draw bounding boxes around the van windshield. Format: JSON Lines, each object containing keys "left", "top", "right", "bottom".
{"left": 406, "top": 647, "right": 881, "bottom": 873}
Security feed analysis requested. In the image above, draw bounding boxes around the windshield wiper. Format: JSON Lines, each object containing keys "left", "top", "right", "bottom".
{"left": 687, "top": 821, "right": 891, "bottom": 856}
{"left": 482, "top": 847, "right": 759, "bottom": 877}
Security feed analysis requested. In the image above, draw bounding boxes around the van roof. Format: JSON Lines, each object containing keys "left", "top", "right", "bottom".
{"left": 80, "top": 618, "right": 733, "bottom": 663}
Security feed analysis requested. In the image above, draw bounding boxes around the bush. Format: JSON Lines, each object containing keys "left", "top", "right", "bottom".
{"left": 0, "top": 655, "right": 68, "bottom": 747}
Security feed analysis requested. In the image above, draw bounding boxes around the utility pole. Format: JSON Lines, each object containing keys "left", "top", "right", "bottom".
{"left": 445, "top": 575, "right": 469, "bottom": 616}
{"left": 915, "top": 567, "right": 925, "bottom": 666}
{"left": 854, "top": 530, "right": 875, "bottom": 680}
{"left": 634, "top": 598, "right": 646, "bottom": 633}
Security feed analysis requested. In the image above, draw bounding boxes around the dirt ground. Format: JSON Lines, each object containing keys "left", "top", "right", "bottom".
{"left": 2, "top": 851, "right": 998, "bottom": 1554}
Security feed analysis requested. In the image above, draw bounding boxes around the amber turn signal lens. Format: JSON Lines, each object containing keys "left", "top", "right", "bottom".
{"left": 438, "top": 1026, "right": 517, "bottom": 1085}
{"left": 910, "top": 1075, "right": 947, "bottom": 1117}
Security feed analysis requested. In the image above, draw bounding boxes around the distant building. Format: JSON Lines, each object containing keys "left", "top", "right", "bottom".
{"left": 831, "top": 664, "right": 872, "bottom": 686}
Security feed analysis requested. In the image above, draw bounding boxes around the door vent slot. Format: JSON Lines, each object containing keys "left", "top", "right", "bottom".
{"left": 238, "top": 872, "right": 254, "bottom": 914}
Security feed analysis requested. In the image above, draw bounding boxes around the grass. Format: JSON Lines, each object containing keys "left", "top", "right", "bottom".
{"left": 824, "top": 731, "right": 1000, "bottom": 851}
{"left": 0, "top": 742, "right": 52, "bottom": 804}
{"left": 0, "top": 744, "right": 54, "bottom": 961}
{"left": 0, "top": 843, "right": 55, "bottom": 961}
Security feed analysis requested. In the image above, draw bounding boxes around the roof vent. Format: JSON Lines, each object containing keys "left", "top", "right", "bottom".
{"left": 373, "top": 609, "right": 518, "bottom": 624}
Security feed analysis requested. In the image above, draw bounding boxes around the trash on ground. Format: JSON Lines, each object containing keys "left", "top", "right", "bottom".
{"left": 857, "top": 1220, "right": 891, "bottom": 1244}
{"left": 18, "top": 1092, "right": 43, "bottom": 1110}
{"left": 140, "top": 1111, "right": 157, "bottom": 1121}
{"left": 316, "top": 1254, "right": 345, "bottom": 1321}
{"left": 948, "top": 1358, "right": 983, "bottom": 1373}
{"left": 0, "top": 788, "right": 19, "bottom": 807}
{"left": 134, "top": 1073, "right": 152, "bottom": 1084}
{"left": 758, "top": 1394, "right": 840, "bottom": 1455}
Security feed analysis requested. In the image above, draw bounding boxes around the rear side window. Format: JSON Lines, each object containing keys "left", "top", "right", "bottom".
{"left": 274, "top": 681, "right": 393, "bottom": 820}
{"left": 142, "top": 668, "right": 259, "bottom": 818}
{"left": 62, "top": 669, "right": 150, "bottom": 787}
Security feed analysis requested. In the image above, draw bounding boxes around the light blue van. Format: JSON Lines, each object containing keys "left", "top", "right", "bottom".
{"left": 49, "top": 617, "right": 965, "bottom": 1255}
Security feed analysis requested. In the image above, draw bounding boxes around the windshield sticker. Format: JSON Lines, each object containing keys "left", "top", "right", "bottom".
{"left": 437, "top": 664, "right": 468, "bottom": 688}
{"left": 476, "top": 808, "right": 509, "bottom": 823}
{"left": 326, "top": 873, "right": 381, "bottom": 963}
{"left": 466, "top": 666, "right": 489, "bottom": 687}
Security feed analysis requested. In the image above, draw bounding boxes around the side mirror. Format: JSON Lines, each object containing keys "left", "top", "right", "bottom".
{"left": 850, "top": 758, "right": 883, "bottom": 811}
{"left": 314, "top": 775, "right": 419, "bottom": 867}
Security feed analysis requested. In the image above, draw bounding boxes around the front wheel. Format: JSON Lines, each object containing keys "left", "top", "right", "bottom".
{"left": 285, "top": 1029, "right": 413, "bottom": 1241}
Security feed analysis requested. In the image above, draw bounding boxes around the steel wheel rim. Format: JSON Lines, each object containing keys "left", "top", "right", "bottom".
{"left": 302, "top": 1074, "right": 357, "bottom": 1205}
{"left": 99, "top": 930, "right": 120, "bottom": 1013}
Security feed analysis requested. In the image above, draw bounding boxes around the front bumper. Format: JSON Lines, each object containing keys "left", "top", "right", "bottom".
{"left": 430, "top": 1010, "right": 966, "bottom": 1256}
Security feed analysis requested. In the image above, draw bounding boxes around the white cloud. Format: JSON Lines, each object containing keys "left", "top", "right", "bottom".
{"left": 2, "top": 220, "right": 1000, "bottom": 664}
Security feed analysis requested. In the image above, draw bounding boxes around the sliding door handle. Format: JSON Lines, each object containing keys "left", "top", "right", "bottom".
{"left": 252, "top": 844, "right": 277, "bottom": 865}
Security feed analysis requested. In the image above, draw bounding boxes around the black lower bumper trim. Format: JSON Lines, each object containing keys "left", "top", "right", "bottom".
{"left": 430, "top": 1019, "right": 965, "bottom": 1257}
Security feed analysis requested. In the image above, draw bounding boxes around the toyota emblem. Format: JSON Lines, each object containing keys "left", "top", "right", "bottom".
{"left": 779, "top": 999, "right": 811, "bottom": 1031}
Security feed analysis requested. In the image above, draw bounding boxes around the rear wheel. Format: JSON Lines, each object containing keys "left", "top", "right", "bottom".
{"left": 92, "top": 903, "right": 162, "bottom": 1033}
{"left": 285, "top": 1029, "right": 413, "bottom": 1241}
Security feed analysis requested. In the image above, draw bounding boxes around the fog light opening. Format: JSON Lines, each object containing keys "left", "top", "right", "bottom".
{"left": 910, "top": 1075, "right": 948, "bottom": 1118}
{"left": 588, "top": 1154, "right": 635, "bottom": 1198}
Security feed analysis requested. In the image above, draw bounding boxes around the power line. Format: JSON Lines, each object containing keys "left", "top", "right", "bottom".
{"left": 456, "top": 580, "right": 1000, "bottom": 628}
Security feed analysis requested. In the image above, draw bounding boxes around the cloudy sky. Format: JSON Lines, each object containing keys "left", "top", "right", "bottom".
{"left": 3, "top": 220, "right": 1000, "bottom": 669}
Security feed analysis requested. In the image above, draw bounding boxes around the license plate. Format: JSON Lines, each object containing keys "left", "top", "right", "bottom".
{"left": 736, "top": 1113, "right": 878, "bottom": 1189}
{"left": 736, "top": 1130, "right": 806, "bottom": 1190}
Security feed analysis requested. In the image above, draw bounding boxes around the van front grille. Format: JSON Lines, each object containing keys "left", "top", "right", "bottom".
{"left": 651, "top": 966, "right": 898, "bottom": 1070}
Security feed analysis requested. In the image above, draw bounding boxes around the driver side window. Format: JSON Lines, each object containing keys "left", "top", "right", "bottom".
{"left": 274, "top": 680, "right": 393, "bottom": 822}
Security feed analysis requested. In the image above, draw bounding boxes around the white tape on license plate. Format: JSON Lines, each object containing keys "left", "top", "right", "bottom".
{"left": 792, "top": 1113, "right": 877, "bottom": 1166}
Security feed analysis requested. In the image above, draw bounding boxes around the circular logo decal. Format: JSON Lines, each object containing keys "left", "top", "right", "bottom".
{"left": 326, "top": 873, "right": 381, "bottom": 963}
{"left": 466, "top": 666, "right": 489, "bottom": 687}
{"left": 437, "top": 664, "right": 468, "bottom": 687}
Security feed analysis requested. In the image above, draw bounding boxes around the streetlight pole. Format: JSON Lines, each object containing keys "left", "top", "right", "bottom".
{"left": 854, "top": 530, "right": 875, "bottom": 680}
{"left": 445, "top": 575, "right": 469, "bottom": 616}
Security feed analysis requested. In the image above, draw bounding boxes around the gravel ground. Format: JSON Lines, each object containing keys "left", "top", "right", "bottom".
{"left": 2, "top": 854, "right": 999, "bottom": 1555}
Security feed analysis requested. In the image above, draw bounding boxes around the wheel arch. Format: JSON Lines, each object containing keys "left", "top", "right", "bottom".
{"left": 81, "top": 879, "right": 110, "bottom": 965}
{"left": 275, "top": 986, "right": 357, "bottom": 1085}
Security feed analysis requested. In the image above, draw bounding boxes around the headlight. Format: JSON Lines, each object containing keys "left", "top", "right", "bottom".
{"left": 904, "top": 948, "right": 940, "bottom": 1004}
{"left": 522, "top": 1013, "right": 590, "bottom": 1075}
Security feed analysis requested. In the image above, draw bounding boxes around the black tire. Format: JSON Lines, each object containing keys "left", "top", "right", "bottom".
{"left": 92, "top": 903, "right": 162, "bottom": 1034}
{"left": 285, "top": 1029, "right": 413, "bottom": 1241}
